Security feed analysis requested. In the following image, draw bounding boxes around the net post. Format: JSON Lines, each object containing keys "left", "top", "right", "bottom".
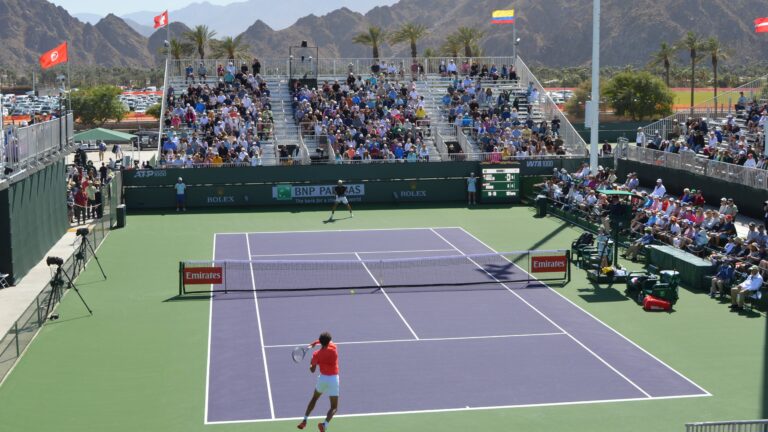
{"left": 527, "top": 251, "right": 531, "bottom": 285}
{"left": 566, "top": 250, "right": 572, "bottom": 284}
{"left": 178, "top": 261, "right": 184, "bottom": 296}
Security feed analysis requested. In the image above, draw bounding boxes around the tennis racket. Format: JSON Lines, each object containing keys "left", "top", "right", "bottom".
{"left": 292, "top": 345, "right": 312, "bottom": 363}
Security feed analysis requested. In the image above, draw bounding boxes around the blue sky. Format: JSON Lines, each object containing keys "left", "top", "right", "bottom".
{"left": 51, "top": 0, "right": 395, "bottom": 19}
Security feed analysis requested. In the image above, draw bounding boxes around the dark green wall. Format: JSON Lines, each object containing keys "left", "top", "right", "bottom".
{"left": 617, "top": 159, "right": 768, "bottom": 219}
{"left": 123, "top": 158, "right": 612, "bottom": 210}
{"left": 0, "top": 161, "right": 69, "bottom": 284}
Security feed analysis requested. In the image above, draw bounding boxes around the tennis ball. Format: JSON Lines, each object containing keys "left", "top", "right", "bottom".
{"left": 350, "top": 289, "right": 356, "bottom": 294}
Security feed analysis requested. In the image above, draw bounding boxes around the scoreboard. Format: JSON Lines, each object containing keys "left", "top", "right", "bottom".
{"left": 481, "top": 166, "right": 520, "bottom": 203}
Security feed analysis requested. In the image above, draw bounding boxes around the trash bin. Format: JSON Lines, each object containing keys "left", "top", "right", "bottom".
{"left": 535, "top": 195, "right": 548, "bottom": 218}
{"left": 116, "top": 204, "right": 127, "bottom": 228}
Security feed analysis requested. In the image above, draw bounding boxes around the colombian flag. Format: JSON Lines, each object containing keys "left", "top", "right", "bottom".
{"left": 492, "top": 9, "right": 515, "bottom": 25}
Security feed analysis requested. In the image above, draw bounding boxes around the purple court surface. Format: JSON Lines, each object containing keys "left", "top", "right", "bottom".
{"left": 204, "top": 227, "right": 709, "bottom": 424}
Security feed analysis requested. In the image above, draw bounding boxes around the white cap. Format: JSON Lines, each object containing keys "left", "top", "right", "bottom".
{"left": 656, "top": 178, "right": 662, "bottom": 183}
{"left": 178, "top": 177, "right": 183, "bottom": 181}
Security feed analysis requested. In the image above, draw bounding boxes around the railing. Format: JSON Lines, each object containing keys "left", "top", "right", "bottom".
{"left": 514, "top": 57, "right": 588, "bottom": 156}
{"left": 616, "top": 141, "right": 768, "bottom": 189}
{"left": 685, "top": 420, "right": 768, "bottom": 432}
{"left": 297, "top": 133, "right": 310, "bottom": 165}
{"left": 170, "top": 57, "right": 520, "bottom": 80}
{"left": 457, "top": 127, "right": 473, "bottom": 158}
{"left": 0, "top": 171, "right": 122, "bottom": 385}
{"left": 1, "top": 113, "right": 75, "bottom": 181}
{"left": 432, "top": 125, "right": 450, "bottom": 159}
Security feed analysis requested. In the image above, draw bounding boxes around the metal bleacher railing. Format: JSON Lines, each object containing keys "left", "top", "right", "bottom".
{"left": 0, "top": 171, "right": 122, "bottom": 386}
{"left": 614, "top": 139, "right": 768, "bottom": 189}
{"left": 685, "top": 420, "right": 768, "bottom": 432}
{"left": 1, "top": 113, "right": 75, "bottom": 182}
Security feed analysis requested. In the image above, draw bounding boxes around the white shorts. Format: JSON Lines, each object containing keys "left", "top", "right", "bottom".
{"left": 315, "top": 374, "right": 340, "bottom": 396}
{"left": 335, "top": 196, "right": 349, "bottom": 205}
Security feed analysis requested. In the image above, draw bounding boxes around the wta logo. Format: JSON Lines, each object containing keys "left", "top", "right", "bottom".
{"left": 183, "top": 267, "right": 223, "bottom": 284}
{"left": 530, "top": 255, "right": 568, "bottom": 273}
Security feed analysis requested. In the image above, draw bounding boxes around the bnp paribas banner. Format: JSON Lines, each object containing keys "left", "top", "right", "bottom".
{"left": 272, "top": 184, "right": 365, "bottom": 204}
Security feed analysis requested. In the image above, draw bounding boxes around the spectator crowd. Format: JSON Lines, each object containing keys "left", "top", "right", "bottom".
{"left": 540, "top": 165, "right": 766, "bottom": 311}
{"left": 635, "top": 91, "right": 768, "bottom": 169}
{"left": 292, "top": 72, "right": 434, "bottom": 163}
{"left": 440, "top": 74, "right": 568, "bottom": 159}
{"left": 158, "top": 59, "right": 273, "bottom": 167}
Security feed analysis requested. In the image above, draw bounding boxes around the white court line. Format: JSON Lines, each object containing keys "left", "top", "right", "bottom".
{"left": 245, "top": 234, "right": 276, "bottom": 419}
{"left": 264, "top": 332, "right": 565, "bottom": 348}
{"left": 203, "top": 234, "right": 216, "bottom": 423}
{"left": 455, "top": 227, "right": 712, "bottom": 397}
{"left": 249, "top": 249, "right": 456, "bottom": 258}
{"left": 354, "top": 252, "right": 420, "bottom": 340}
{"left": 217, "top": 227, "right": 460, "bottom": 235}
{"left": 205, "top": 392, "right": 711, "bottom": 425}
{"left": 428, "top": 228, "right": 652, "bottom": 399}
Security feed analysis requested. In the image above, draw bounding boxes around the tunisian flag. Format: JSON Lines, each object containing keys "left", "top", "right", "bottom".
{"left": 755, "top": 17, "right": 768, "bottom": 33}
{"left": 39, "top": 42, "right": 68, "bottom": 70}
{"left": 154, "top": 11, "right": 169, "bottom": 29}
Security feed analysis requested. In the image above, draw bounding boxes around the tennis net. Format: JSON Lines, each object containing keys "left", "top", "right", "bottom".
{"left": 178, "top": 250, "right": 571, "bottom": 295}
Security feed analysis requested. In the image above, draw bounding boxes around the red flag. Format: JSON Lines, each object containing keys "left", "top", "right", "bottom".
{"left": 39, "top": 42, "right": 68, "bottom": 70}
{"left": 755, "top": 17, "right": 768, "bottom": 33}
{"left": 154, "top": 11, "right": 169, "bottom": 29}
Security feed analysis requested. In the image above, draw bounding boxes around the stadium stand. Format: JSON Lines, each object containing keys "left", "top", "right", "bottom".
{"left": 159, "top": 56, "right": 588, "bottom": 166}
{"left": 540, "top": 167, "right": 767, "bottom": 312}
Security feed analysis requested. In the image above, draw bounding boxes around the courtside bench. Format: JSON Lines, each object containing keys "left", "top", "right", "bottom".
{"left": 647, "top": 245, "right": 715, "bottom": 291}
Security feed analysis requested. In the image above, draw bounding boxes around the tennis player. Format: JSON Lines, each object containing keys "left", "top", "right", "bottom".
{"left": 329, "top": 180, "right": 353, "bottom": 220}
{"left": 297, "top": 332, "right": 339, "bottom": 431}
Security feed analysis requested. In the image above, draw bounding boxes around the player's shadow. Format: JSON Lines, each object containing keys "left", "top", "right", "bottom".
{"left": 323, "top": 216, "right": 352, "bottom": 224}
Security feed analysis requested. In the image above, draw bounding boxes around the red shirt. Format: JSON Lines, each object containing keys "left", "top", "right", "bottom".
{"left": 310, "top": 342, "right": 339, "bottom": 376}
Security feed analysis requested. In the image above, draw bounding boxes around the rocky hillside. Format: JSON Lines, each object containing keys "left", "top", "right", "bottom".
{"left": 3, "top": 0, "right": 768, "bottom": 69}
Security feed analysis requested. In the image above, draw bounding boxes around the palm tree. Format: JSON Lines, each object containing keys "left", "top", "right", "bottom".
{"left": 212, "top": 35, "right": 251, "bottom": 60}
{"left": 352, "top": 26, "right": 386, "bottom": 61}
{"left": 648, "top": 42, "right": 675, "bottom": 87}
{"left": 184, "top": 25, "right": 217, "bottom": 59}
{"left": 677, "top": 31, "right": 705, "bottom": 111}
{"left": 706, "top": 37, "right": 729, "bottom": 115}
{"left": 389, "top": 23, "right": 428, "bottom": 60}
{"left": 440, "top": 33, "right": 462, "bottom": 58}
{"left": 422, "top": 47, "right": 437, "bottom": 59}
{"left": 453, "top": 27, "right": 485, "bottom": 57}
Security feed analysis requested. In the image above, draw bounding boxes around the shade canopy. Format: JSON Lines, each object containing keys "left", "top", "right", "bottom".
{"left": 74, "top": 128, "right": 136, "bottom": 142}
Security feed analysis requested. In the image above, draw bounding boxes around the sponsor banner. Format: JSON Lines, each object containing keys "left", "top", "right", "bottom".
{"left": 183, "top": 267, "right": 223, "bottom": 284}
{"left": 132, "top": 170, "right": 167, "bottom": 179}
{"left": 272, "top": 183, "right": 365, "bottom": 204}
{"left": 530, "top": 255, "right": 568, "bottom": 273}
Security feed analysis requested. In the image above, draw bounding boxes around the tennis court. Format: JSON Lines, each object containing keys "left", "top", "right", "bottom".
{"left": 204, "top": 227, "right": 708, "bottom": 424}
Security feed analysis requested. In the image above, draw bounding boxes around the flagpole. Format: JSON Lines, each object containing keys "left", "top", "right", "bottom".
{"left": 512, "top": 19, "right": 517, "bottom": 63}
{"left": 157, "top": 15, "right": 170, "bottom": 164}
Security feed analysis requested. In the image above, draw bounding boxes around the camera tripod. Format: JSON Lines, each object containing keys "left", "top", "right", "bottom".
{"left": 71, "top": 234, "right": 106, "bottom": 281}
{"left": 44, "top": 263, "right": 93, "bottom": 321}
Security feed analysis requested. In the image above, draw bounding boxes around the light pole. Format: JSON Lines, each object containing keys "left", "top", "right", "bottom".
{"left": 589, "top": 0, "right": 600, "bottom": 173}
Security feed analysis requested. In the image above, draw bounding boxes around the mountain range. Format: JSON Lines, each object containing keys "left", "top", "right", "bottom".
{"left": 6, "top": 0, "right": 768, "bottom": 71}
